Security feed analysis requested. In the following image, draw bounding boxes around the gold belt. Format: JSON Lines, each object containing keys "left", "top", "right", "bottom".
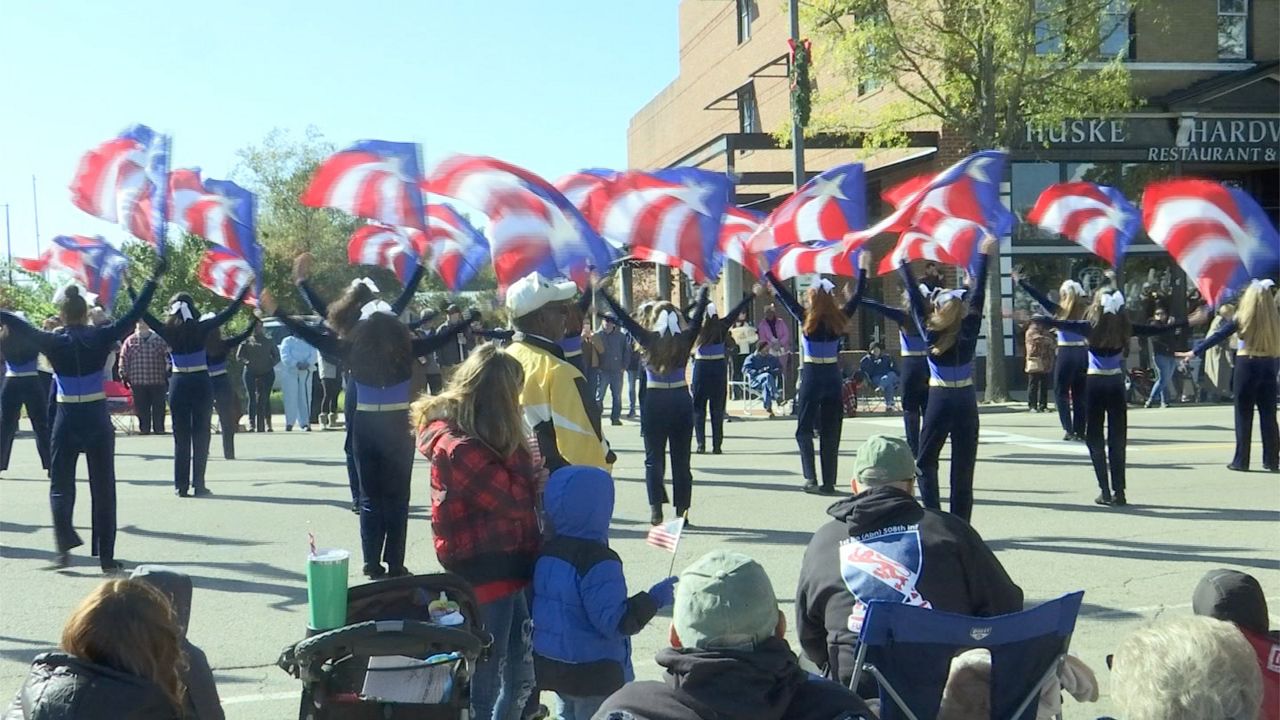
{"left": 58, "top": 392, "right": 106, "bottom": 403}
{"left": 173, "top": 365, "right": 208, "bottom": 373}
{"left": 1087, "top": 368, "right": 1123, "bottom": 376}
{"left": 929, "top": 378, "right": 973, "bottom": 388}
{"left": 209, "top": 369, "right": 227, "bottom": 377}
{"left": 564, "top": 350, "right": 582, "bottom": 358}
{"left": 696, "top": 354, "right": 725, "bottom": 360}
{"left": 1058, "top": 341, "right": 1087, "bottom": 347}
{"left": 5, "top": 371, "right": 38, "bottom": 377}
{"left": 804, "top": 357, "right": 838, "bottom": 364}
{"left": 647, "top": 381, "right": 687, "bottom": 389}
{"left": 901, "top": 350, "right": 927, "bottom": 357}
{"left": 356, "top": 402, "right": 410, "bottom": 412}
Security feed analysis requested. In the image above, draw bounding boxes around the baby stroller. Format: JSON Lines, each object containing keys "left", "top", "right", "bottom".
{"left": 278, "top": 573, "right": 490, "bottom": 719}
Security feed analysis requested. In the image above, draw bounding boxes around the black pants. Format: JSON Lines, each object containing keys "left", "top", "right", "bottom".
{"left": 211, "top": 374, "right": 237, "bottom": 460}
{"left": 795, "top": 364, "right": 844, "bottom": 489}
{"left": 1054, "top": 347, "right": 1088, "bottom": 436}
{"left": 641, "top": 387, "right": 693, "bottom": 509}
{"left": 1027, "top": 372, "right": 1050, "bottom": 410}
{"left": 1, "top": 375, "right": 52, "bottom": 471}
{"left": 244, "top": 369, "right": 273, "bottom": 432}
{"left": 49, "top": 402, "right": 117, "bottom": 566}
{"left": 1232, "top": 357, "right": 1279, "bottom": 469}
{"left": 691, "top": 359, "right": 728, "bottom": 451}
{"left": 131, "top": 383, "right": 167, "bottom": 434}
{"left": 343, "top": 374, "right": 361, "bottom": 504}
{"left": 1085, "top": 374, "right": 1127, "bottom": 495}
{"left": 917, "top": 385, "right": 979, "bottom": 521}
{"left": 352, "top": 409, "right": 413, "bottom": 572}
{"left": 310, "top": 372, "right": 323, "bottom": 425}
{"left": 900, "top": 356, "right": 929, "bottom": 457}
{"left": 169, "top": 373, "right": 213, "bottom": 493}
{"left": 321, "top": 377, "right": 341, "bottom": 415}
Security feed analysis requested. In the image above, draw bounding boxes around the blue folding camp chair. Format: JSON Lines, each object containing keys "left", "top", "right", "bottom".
{"left": 848, "top": 591, "right": 1084, "bottom": 720}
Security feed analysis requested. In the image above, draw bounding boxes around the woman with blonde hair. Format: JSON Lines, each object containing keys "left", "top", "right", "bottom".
{"left": 6, "top": 578, "right": 186, "bottom": 718}
{"left": 1037, "top": 287, "right": 1202, "bottom": 506}
{"left": 898, "top": 235, "right": 997, "bottom": 522}
{"left": 764, "top": 261, "right": 864, "bottom": 495}
{"left": 1014, "top": 273, "right": 1091, "bottom": 440}
{"left": 414, "top": 343, "right": 542, "bottom": 720}
{"left": 599, "top": 285, "right": 709, "bottom": 525}
{"left": 1185, "top": 279, "right": 1279, "bottom": 472}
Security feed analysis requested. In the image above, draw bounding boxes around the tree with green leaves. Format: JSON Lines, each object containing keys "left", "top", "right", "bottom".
{"left": 801, "top": 0, "right": 1140, "bottom": 400}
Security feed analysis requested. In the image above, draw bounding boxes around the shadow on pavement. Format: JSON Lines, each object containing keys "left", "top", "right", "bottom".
{"left": 119, "top": 524, "right": 266, "bottom": 546}
{"left": 987, "top": 535, "right": 1275, "bottom": 570}
{"left": 975, "top": 495, "right": 1278, "bottom": 523}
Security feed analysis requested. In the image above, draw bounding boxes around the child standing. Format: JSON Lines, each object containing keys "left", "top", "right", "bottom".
{"left": 1024, "top": 319, "right": 1055, "bottom": 412}
{"left": 532, "top": 466, "right": 677, "bottom": 720}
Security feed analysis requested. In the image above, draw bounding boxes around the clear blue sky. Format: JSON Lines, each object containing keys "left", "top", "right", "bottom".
{"left": 0, "top": 1, "right": 679, "bottom": 259}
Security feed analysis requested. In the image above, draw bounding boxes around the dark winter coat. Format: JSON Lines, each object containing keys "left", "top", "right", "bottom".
{"left": 532, "top": 467, "right": 658, "bottom": 696}
{"left": 130, "top": 566, "right": 224, "bottom": 720}
{"left": 593, "top": 639, "right": 873, "bottom": 720}
{"left": 3, "top": 653, "right": 178, "bottom": 720}
{"left": 795, "top": 486, "right": 1024, "bottom": 687}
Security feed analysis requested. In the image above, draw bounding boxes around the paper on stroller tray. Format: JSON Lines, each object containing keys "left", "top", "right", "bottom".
{"left": 361, "top": 654, "right": 455, "bottom": 703}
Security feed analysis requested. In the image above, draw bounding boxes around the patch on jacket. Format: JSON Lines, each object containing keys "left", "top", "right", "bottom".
{"left": 838, "top": 525, "right": 933, "bottom": 631}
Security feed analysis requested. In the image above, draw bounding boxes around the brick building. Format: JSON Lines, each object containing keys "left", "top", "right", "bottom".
{"left": 624, "top": 0, "right": 1279, "bottom": 389}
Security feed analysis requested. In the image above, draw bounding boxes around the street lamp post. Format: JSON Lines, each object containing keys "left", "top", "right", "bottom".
{"left": 4, "top": 204, "right": 11, "bottom": 286}
{"left": 789, "top": 0, "right": 805, "bottom": 191}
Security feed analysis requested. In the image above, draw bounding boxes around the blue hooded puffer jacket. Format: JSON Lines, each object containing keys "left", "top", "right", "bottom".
{"left": 531, "top": 466, "right": 659, "bottom": 697}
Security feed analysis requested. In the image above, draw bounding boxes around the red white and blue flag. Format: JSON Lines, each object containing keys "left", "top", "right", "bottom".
{"left": 302, "top": 140, "right": 427, "bottom": 230}
{"left": 748, "top": 163, "right": 866, "bottom": 252}
{"left": 69, "top": 124, "right": 172, "bottom": 250}
{"left": 18, "top": 235, "right": 130, "bottom": 307}
{"left": 766, "top": 242, "right": 861, "bottom": 281}
{"left": 585, "top": 168, "right": 733, "bottom": 282}
{"left": 645, "top": 518, "right": 685, "bottom": 553}
{"left": 846, "top": 150, "right": 1015, "bottom": 272}
{"left": 555, "top": 168, "right": 619, "bottom": 245}
{"left": 877, "top": 229, "right": 961, "bottom": 275}
{"left": 424, "top": 204, "right": 490, "bottom": 291}
{"left": 1028, "top": 182, "right": 1139, "bottom": 267}
{"left": 348, "top": 224, "right": 422, "bottom": 285}
{"left": 1142, "top": 178, "right": 1280, "bottom": 306}
{"left": 197, "top": 246, "right": 257, "bottom": 306}
{"left": 720, "top": 205, "right": 764, "bottom": 271}
{"left": 169, "top": 169, "right": 263, "bottom": 292}
{"left": 427, "top": 155, "right": 618, "bottom": 287}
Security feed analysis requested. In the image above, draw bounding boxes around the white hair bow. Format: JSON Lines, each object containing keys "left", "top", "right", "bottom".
{"left": 1060, "top": 280, "right": 1086, "bottom": 297}
{"left": 934, "top": 288, "right": 966, "bottom": 307}
{"left": 169, "top": 301, "right": 194, "bottom": 321}
{"left": 1251, "top": 278, "right": 1276, "bottom": 291}
{"left": 360, "top": 300, "right": 394, "bottom": 320}
{"left": 199, "top": 312, "right": 216, "bottom": 322}
{"left": 918, "top": 284, "right": 938, "bottom": 301}
{"left": 350, "top": 277, "right": 380, "bottom": 294}
{"left": 706, "top": 302, "right": 719, "bottom": 318}
{"left": 813, "top": 278, "right": 835, "bottom": 294}
{"left": 1101, "top": 291, "right": 1126, "bottom": 314}
{"left": 654, "top": 309, "right": 680, "bottom": 336}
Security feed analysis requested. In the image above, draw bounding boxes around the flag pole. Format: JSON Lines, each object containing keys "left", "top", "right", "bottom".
{"left": 666, "top": 516, "right": 687, "bottom": 577}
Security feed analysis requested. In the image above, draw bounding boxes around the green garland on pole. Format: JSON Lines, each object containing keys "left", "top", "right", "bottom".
{"left": 790, "top": 38, "right": 812, "bottom": 131}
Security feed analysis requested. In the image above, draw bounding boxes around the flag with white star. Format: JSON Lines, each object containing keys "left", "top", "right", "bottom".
{"left": 746, "top": 162, "right": 867, "bottom": 255}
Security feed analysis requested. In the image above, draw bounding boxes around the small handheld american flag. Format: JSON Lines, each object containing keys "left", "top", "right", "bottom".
{"left": 646, "top": 518, "right": 685, "bottom": 553}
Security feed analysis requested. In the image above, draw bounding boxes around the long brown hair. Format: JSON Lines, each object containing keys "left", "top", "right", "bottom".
{"left": 643, "top": 302, "right": 689, "bottom": 374}
{"left": 803, "top": 287, "right": 847, "bottom": 337}
{"left": 927, "top": 297, "right": 967, "bottom": 355}
{"left": 61, "top": 579, "right": 186, "bottom": 711}
{"left": 346, "top": 312, "right": 413, "bottom": 385}
{"left": 1086, "top": 291, "right": 1132, "bottom": 349}
{"left": 411, "top": 343, "right": 528, "bottom": 457}
{"left": 327, "top": 284, "right": 376, "bottom": 338}
{"left": 59, "top": 286, "right": 89, "bottom": 327}
{"left": 1235, "top": 283, "right": 1280, "bottom": 357}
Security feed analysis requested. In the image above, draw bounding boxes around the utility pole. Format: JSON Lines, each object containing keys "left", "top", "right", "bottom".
{"left": 789, "top": 0, "right": 805, "bottom": 190}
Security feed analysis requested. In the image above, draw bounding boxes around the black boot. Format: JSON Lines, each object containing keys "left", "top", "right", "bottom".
{"left": 650, "top": 505, "right": 664, "bottom": 526}
{"left": 802, "top": 480, "right": 821, "bottom": 495}
{"left": 1112, "top": 491, "right": 1127, "bottom": 507}
{"left": 1094, "top": 492, "right": 1113, "bottom": 506}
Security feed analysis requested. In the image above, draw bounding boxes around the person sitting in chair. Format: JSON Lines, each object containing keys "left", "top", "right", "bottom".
{"left": 742, "top": 340, "right": 783, "bottom": 416}
{"left": 859, "top": 342, "right": 900, "bottom": 411}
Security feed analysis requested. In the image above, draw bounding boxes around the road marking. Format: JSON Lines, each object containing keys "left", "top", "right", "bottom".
{"left": 221, "top": 691, "right": 298, "bottom": 705}
{"left": 859, "top": 419, "right": 1090, "bottom": 455}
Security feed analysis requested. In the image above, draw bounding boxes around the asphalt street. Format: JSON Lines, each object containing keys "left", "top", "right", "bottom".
{"left": 1, "top": 402, "right": 1277, "bottom": 718}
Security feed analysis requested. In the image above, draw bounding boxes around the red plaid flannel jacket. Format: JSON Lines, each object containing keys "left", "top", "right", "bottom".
{"left": 418, "top": 420, "right": 541, "bottom": 598}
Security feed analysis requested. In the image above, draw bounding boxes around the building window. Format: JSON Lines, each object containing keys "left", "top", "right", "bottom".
{"left": 736, "top": 0, "right": 753, "bottom": 44}
{"left": 1099, "top": 0, "right": 1133, "bottom": 59}
{"left": 1217, "top": 0, "right": 1248, "bottom": 60}
{"left": 1034, "top": 0, "right": 1062, "bottom": 55}
{"left": 738, "top": 84, "right": 760, "bottom": 133}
